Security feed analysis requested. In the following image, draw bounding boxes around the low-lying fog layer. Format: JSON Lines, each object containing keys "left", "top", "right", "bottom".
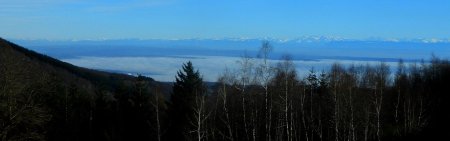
{"left": 62, "top": 56, "right": 403, "bottom": 82}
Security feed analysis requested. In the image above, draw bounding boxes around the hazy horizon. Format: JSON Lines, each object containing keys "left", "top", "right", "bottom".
{"left": 10, "top": 38, "right": 450, "bottom": 82}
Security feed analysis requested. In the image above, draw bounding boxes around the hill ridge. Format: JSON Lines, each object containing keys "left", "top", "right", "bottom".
{"left": 0, "top": 37, "right": 153, "bottom": 85}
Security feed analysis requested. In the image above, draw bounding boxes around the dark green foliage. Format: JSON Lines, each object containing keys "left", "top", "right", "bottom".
{"left": 166, "top": 61, "right": 205, "bottom": 140}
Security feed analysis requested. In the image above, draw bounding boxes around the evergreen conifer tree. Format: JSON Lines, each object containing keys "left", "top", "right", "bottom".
{"left": 166, "top": 61, "right": 204, "bottom": 140}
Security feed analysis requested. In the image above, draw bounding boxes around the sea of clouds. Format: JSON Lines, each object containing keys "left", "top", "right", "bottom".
{"left": 13, "top": 38, "right": 450, "bottom": 82}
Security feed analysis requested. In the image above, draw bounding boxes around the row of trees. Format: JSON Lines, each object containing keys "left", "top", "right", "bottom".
{"left": 2, "top": 40, "right": 449, "bottom": 140}
{"left": 166, "top": 42, "right": 450, "bottom": 141}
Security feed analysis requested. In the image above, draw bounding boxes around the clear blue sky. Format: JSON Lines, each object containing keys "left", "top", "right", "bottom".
{"left": 1, "top": 0, "right": 449, "bottom": 40}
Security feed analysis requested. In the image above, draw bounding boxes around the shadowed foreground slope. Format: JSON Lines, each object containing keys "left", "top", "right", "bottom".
{"left": 0, "top": 38, "right": 166, "bottom": 141}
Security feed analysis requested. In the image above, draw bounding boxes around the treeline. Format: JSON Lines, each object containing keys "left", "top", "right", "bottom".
{"left": 163, "top": 42, "right": 450, "bottom": 141}
{"left": 1, "top": 39, "right": 450, "bottom": 141}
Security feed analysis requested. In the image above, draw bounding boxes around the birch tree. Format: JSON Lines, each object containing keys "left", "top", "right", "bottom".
{"left": 275, "top": 55, "right": 296, "bottom": 141}
{"left": 374, "top": 63, "right": 389, "bottom": 141}
{"left": 256, "top": 40, "right": 274, "bottom": 141}
{"left": 236, "top": 53, "right": 254, "bottom": 140}
{"left": 190, "top": 93, "right": 211, "bottom": 141}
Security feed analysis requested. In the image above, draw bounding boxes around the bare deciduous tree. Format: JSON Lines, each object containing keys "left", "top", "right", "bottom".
{"left": 374, "top": 63, "right": 389, "bottom": 141}
{"left": 330, "top": 63, "right": 344, "bottom": 141}
{"left": 236, "top": 53, "right": 254, "bottom": 140}
{"left": 256, "top": 40, "right": 274, "bottom": 141}
{"left": 150, "top": 84, "right": 165, "bottom": 141}
{"left": 276, "top": 55, "right": 296, "bottom": 141}
{"left": 190, "top": 91, "right": 211, "bottom": 141}
{"left": 217, "top": 69, "right": 235, "bottom": 141}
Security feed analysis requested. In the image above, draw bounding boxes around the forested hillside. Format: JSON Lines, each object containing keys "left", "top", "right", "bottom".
{"left": 0, "top": 38, "right": 165, "bottom": 140}
{"left": 1, "top": 38, "right": 449, "bottom": 141}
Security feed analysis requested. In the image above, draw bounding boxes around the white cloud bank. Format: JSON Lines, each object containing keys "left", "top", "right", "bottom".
{"left": 62, "top": 55, "right": 400, "bottom": 82}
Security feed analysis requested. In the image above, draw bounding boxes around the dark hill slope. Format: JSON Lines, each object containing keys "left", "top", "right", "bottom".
{"left": 0, "top": 38, "right": 153, "bottom": 88}
{"left": 1, "top": 38, "right": 163, "bottom": 141}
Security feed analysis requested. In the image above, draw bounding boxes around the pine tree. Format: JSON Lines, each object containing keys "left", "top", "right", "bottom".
{"left": 166, "top": 61, "right": 204, "bottom": 140}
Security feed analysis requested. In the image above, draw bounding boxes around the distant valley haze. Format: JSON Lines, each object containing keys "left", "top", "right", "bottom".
{"left": 9, "top": 38, "right": 450, "bottom": 81}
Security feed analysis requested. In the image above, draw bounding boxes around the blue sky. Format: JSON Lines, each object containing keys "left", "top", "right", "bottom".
{"left": 1, "top": 0, "right": 450, "bottom": 40}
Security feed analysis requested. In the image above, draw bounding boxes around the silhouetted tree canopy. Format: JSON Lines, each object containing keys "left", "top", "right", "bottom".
{"left": 1, "top": 38, "right": 450, "bottom": 141}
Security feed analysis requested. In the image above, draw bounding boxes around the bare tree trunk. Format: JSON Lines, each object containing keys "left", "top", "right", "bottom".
{"left": 156, "top": 95, "right": 161, "bottom": 141}
{"left": 191, "top": 94, "right": 210, "bottom": 141}
{"left": 290, "top": 100, "right": 295, "bottom": 141}
{"left": 65, "top": 88, "right": 69, "bottom": 123}
{"left": 394, "top": 89, "right": 401, "bottom": 135}
{"left": 334, "top": 82, "right": 339, "bottom": 141}
{"left": 197, "top": 97, "right": 202, "bottom": 141}
{"left": 403, "top": 98, "right": 409, "bottom": 134}
{"left": 318, "top": 108, "right": 323, "bottom": 141}
{"left": 156, "top": 98, "right": 161, "bottom": 141}
{"left": 310, "top": 83, "right": 314, "bottom": 141}
{"left": 285, "top": 75, "right": 291, "bottom": 141}
{"left": 301, "top": 86, "right": 308, "bottom": 141}
{"left": 349, "top": 89, "right": 355, "bottom": 141}
{"left": 375, "top": 63, "right": 388, "bottom": 141}
{"left": 150, "top": 86, "right": 162, "bottom": 141}
{"left": 364, "top": 108, "right": 369, "bottom": 141}
{"left": 264, "top": 86, "right": 271, "bottom": 141}
{"left": 252, "top": 105, "right": 257, "bottom": 141}
{"left": 237, "top": 54, "right": 253, "bottom": 141}
{"left": 257, "top": 40, "right": 273, "bottom": 141}
{"left": 417, "top": 95, "right": 424, "bottom": 129}
{"left": 242, "top": 90, "right": 249, "bottom": 140}
{"left": 221, "top": 82, "right": 234, "bottom": 141}
{"left": 376, "top": 89, "right": 382, "bottom": 141}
